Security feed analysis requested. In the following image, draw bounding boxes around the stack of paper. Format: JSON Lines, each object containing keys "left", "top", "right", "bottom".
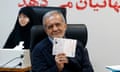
{"left": 52, "top": 38, "right": 77, "bottom": 57}
{"left": 106, "top": 65, "right": 120, "bottom": 72}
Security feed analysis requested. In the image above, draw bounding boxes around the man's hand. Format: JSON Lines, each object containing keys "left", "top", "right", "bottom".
{"left": 55, "top": 53, "right": 68, "bottom": 72}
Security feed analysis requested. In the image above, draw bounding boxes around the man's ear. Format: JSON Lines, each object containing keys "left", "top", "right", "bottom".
{"left": 64, "top": 23, "right": 67, "bottom": 30}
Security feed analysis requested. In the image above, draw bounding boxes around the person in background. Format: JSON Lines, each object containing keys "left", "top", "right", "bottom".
{"left": 31, "top": 10, "right": 94, "bottom": 72}
{"left": 3, "top": 7, "right": 35, "bottom": 49}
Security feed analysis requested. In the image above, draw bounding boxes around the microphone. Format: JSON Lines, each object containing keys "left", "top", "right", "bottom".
{"left": 13, "top": 62, "right": 22, "bottom": 68}
{"left": 0, "top": 54, "right": 24, "bottom": 68}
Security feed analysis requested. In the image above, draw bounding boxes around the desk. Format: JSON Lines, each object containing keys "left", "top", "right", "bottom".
{"left": 0, "top": 49, "right": 31, "bottom": 72}
{"left": 0, "top": 66, "right": 31, "bottom": 72}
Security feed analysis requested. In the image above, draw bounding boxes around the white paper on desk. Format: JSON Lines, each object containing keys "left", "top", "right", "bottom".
{"left": 52, "top": 38, "right": 77, "bottom": 57}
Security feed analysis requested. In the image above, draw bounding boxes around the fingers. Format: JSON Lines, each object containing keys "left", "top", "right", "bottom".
{"left": 55, "top": 53, "right": 68, "bottom": 64}
{"left": 55, "top": 53, "right": 68, "bottom": 71}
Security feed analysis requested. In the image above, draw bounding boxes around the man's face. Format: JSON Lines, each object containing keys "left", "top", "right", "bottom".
{"left": 44, "top": 13, "right": 67, "bottom": 39}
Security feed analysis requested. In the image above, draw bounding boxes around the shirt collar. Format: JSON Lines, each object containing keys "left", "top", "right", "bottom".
{"left": 48, "top": 36, "right": 53, "bottom": 44}
{"left": 48, "top": 36, "right": 66, "bottom": 44}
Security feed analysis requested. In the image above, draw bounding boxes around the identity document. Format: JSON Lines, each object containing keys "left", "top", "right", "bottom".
{"left": 52, "top": 38, "right": 77, "bottom": 57}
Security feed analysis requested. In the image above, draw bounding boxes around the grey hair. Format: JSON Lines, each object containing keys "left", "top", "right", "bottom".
{"left": 43, "top": 10, "right": 66, "bottom": 27}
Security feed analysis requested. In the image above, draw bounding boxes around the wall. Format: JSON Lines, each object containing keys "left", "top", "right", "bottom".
{"left": 0, "top": 0, "right": 120, "bottom": 72}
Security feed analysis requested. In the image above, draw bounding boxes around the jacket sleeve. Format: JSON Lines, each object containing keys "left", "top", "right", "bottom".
{"left": 31, "top": 45, "right": 59, "bottom": 72}
{"left": 81, "top": 48, "right": 94, "bottom": 72}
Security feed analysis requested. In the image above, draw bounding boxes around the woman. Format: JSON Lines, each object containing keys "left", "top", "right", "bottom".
{"left": 4, "top": 7, "right": 35, "bottom": 49}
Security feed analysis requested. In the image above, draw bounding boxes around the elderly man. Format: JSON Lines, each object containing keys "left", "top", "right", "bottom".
{"left": 31, "top": 10, "right": 94, "bottom": 72}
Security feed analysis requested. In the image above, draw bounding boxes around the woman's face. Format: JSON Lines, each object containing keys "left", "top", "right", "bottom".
{"left": 18, "top": 13, "right": 30, "bottom": 27}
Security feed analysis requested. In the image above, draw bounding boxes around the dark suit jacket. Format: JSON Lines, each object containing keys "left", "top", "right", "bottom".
{"left": 31, "top": 37, "right": 94, "bottom": 72}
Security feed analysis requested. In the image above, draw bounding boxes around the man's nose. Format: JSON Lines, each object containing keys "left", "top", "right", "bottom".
{"left": 53, "top": 25, "right": 58, "bottom": 31}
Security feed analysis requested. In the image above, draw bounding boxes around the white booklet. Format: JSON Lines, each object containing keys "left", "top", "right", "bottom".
{"left": 52, "top": 38, "right": 77, "bottom": 57}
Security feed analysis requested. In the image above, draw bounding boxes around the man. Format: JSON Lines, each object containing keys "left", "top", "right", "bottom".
{"left": 31, "top": 10, "right": 94, "bottom": 72}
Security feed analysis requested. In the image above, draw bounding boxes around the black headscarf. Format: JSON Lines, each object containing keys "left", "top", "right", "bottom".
{"left": 4, "top": 7, "right": 35, "bottom": 49}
